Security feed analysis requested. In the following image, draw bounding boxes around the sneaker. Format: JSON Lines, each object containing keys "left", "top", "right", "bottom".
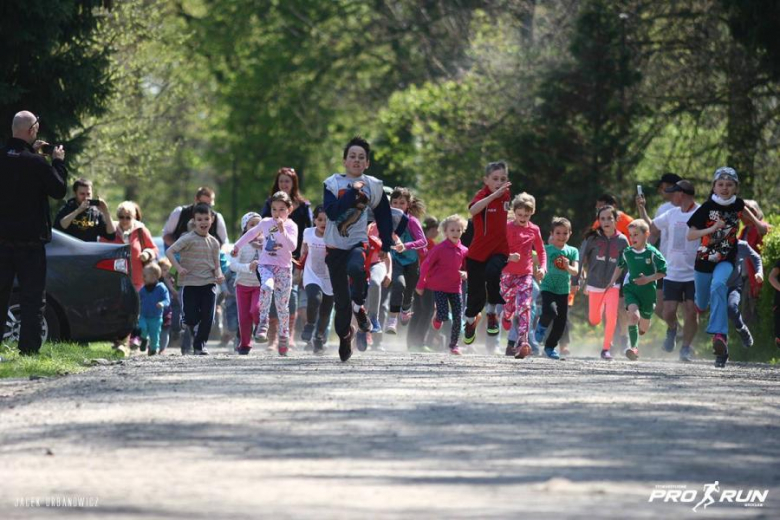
{"left": 712, "top": 333, "right": 728, "bottom": 357}
{"left": 501, "top": 312, "right": 513, "bottom": 331}
{"left": 625, "top": 347, "right": 639, "bottom": 361}
{"left": 400, "top": 309, "right": 413, "bottom": 326}
{"left": 356, "top": 331, "right": 368, "bottom": 352}
{"left": 313, "top": 338, "right": 325, "bottom": 356}
{"left": 736, "top": 325, "right": 753, "bottom": 349}
{"left": 354, "top": 306, "right": 371, "bottom": 333}
{"left": 255, "top": 326, "right": 268, "bottom": 343}
{"left": 514, "top": 343, "right": 532, "bottom": 359}
{"left": 130, "top": 335, "right": 142, "bottom": 349}
{"left": 195, "top": 347, "right": 209, "bottom": 356}
{"left": 486, "top": 313, "right": 499, "bottom": 336}
{"left": 505, "top": 342, "right": 516, "bottom": 356}
{"left": 663, "top": 327, "right": 677, "bottom": 353}
{"left": 714, "top": 354, "right": 729, "bottom": 368}
{"left": 464, "top": 314, "right": 480, "bottom": 345}
{"left": 139, "top": 338, "right": 148, "bottom": 352}
{"left": 450, "top": 346, "right": 462, "bottom": 355}
{"left": 600, "top": 349, "right": 612, "bottom": 361}
{"left": 237, "top": 347, "right": 251, "bottom": 356}
{"left": 431, "top": 316, "right": 443, "bottom": 330}
{"left": 278, "top": 337, "right": 289, "bottom": 357}
{"left": 301, "top": 323, "right": 315, "bottom": 342}
{"left": 339, "top": 326, "right": 355, "bottom": 362}
{"left": 544, "top": 347, "right": 560, "bottom": 360}
{"left": 679, "top": 345, "right": 693, "bottom": 362}
{"left": 533, "top": 323, "right": 548, "bottom": 345}
{"left": 370, "top": 315, "right": 381, "bottom": 333}
{"left": 148, "top": 348, "right": 157, "bottom": 356}
{"left": 385, "top": 316, "right": 398, "bottom": 335}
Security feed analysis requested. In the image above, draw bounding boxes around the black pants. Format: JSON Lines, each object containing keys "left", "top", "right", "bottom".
{"left": 181, "top": 284, "right": 217, "bottom": 352}
{"left": 774, "top": 303, "right": 780, "bottom": 346}
{"left": 0, "top": 242, "right": 47, "bottom": 354}
{"left": 325, "top": 244, "right": 367, "bottom": 338}
{"left": 389, "top": 259, "right": 420, "bottom": 313}
{"left": 434, "top": 291, "right": 463, "bottom": 347}
{"left": 539, "top": 291, "right": 569, "bottom": 348}
{"left": 305, "top": 283, "right": 334, "bottom": 342}
{"left": 465, "top": 254, "right": 507, "bottom": 318}
{"left": 407, "top": 288, "right": 435, "bottom": 349}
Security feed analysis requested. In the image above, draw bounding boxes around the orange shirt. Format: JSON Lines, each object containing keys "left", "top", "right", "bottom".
{"left": 592, "top": 211, "right": 634, "bottom": 237}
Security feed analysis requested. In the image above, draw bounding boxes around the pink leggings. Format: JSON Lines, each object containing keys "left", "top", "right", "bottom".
{"left": 236, "top": 284, "right": 261, "bottom": 348}
{"left": 500, "top": 273, "right": 534, "bottom": 344}
{"left": 588, "top": 287, "right": 620, "bottom": 350}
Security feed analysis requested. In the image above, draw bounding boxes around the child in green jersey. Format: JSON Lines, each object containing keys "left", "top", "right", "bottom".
{"left": 608, "top": 220, "right": 667, "bottom": 360}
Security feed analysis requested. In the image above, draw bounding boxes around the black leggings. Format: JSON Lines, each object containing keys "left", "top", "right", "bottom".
{"left": 465, "top": 254, "right": 507, "bottom": 318}
{"left": 305, "top": 284, "right": 334, "bottom": 342}
{"left": 539, "top": 291, "right": 569, "bottom": 348}
{"left": 389, "top": 259, "right": 419, "bottom": 313}
{"left": 434, "top": 291, "right": 463, "bottom": 347}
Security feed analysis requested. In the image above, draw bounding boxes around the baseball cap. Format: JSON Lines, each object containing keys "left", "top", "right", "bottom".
{"left": 656, "top": 173, "right": 682, "bottom": 187}
{"left": 713, "top": 166, "right": 739, "bottom": 183}
{"left": 664, "top": 180, "right": 695, "bottom": 196}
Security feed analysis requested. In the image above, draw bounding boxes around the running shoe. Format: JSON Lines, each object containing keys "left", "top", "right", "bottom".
{"left": 450, "top": 346, "right": 462, "bottom": 355}
{"left": 544, "top": 347, "right": 560, "bottom": 360}
{"left": 679, "top": 345, "right": 693, "bottom": 362}
{"left": 356, "top": 331, "right": 368, "bottom": 352}
{"left": 712, "top": 333, "right": 728, "bottom": 357}
{"left": 339, "top": 326, "right": 355, "bottom": 362}
{"left": 400, "top": 309, "right": 413, "bottom": 326}
{"left": 301, "top": 323, "right": 315, "bottom": 342}
{"left": 625, "top": 347, "right": 639, "bottom": 361}
{"left": 600, "top": 349, "right": 612, "bottom": 361}
{"left": 431, "top": 316, "right": 443, "bottom": 331}
{"left": 486, "top": 313, "right": 499, "bottom": 336}
{"left": 385, "top": 315, "right": 398, "bottom": 335}
{"left": 663, "top": 327, "right": 677, "bottom": 353}
{"left": 501, "top": 312, "right": 513, "bottom": 331}
{"left": 736, "top": 326, "right": 753, "bottom": 349}
{"left": 354, "top": 306, "right": 371, "bottom": 333}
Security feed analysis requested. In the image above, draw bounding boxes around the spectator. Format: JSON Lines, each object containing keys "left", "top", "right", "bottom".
{"left": 100, "top": 201, "right": 158, "bottom": 291}
{"left": 592, "top": 193, "right": 634, "bottom": 237}
{"left": 54, "top": 178, "right": 116, "bottom": 242}
{"left": 162, "top": 186, "right": 228, "bottom": 248}
{"left": 0, "top": 111, "right": 67, "bottom": 355}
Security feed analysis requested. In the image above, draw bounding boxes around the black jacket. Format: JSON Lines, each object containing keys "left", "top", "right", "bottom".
{"left": 0, "top": 138, "right": 68, "bottom": 243}
{"left": 54, "top": 198, "right": 116, "bottom": 242}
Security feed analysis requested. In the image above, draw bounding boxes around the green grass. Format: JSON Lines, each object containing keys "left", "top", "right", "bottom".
{"left": 0, "top": 342, "right": 123, "bottom": 379}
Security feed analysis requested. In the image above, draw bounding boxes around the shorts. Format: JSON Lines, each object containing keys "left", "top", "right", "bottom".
{"left": 663, "top": 280, "right": 695, "bottom": 302}
{"left": 623, "top": 284, "right": 656, "bottom": 320}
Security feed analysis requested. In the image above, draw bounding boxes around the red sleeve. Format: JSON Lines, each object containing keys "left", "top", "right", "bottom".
{"left": 534, "top": 227, "right": 547, "bottom": 271}
{"left": 468, "top": 187, "right": 489, "bottom": 209}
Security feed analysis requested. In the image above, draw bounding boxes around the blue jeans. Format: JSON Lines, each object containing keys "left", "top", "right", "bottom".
{"left": 694, "top": 262, "right": 733, "bottom": 336}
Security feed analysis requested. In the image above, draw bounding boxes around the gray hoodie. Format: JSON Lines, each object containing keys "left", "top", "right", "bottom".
{"left": 578, "top": 231, "right": 630, "bottom": 290}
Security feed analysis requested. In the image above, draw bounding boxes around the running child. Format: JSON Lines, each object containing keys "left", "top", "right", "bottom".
{"left": 464, "top": 161, "right": 511, "bottom": 346}
{"left": 322, "top": 137, "right": 394, "bottom": 362}
{"left": 138, "top": 263, "right": 171, "bottom": 356}
{"left": 165, "top": 203, "right": 224, "bottom": 355}
{"left": 416, "top": 215, "right": 469, "bottom": 355}
{"left": 229, "top": 212, "right": 262, "bottom": 355}
{"left": 385, "top": 187, "right": 427, "bottom": 335}
{"left": 686, "top": 167, "right": 768, "bottom": 367}
{"left": 533, "top": 217, "right": 578, "bottom": 360}
{"left": 300, "top": 205, "right": 334, "bottom": 355}
{"left": 579, "top": 205, "right": 629, "bottom": 360}
{"left": 232, "top": 192, "right": 298, "bottom": 356}
{"left": 500, "top": 192, "right": 546, "bottom": 358}
{"left": 608, "top": 220, "right": 667, "bottom": 360}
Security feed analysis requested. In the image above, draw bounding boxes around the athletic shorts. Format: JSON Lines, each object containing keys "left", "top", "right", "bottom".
{"left": 623, "top": 284, "right": 656, "bottom": 320}
{"left": 663, "top": 280, "right": 695, "bottom": 303}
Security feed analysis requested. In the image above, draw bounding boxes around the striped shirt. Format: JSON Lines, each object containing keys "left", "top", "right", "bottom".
{"left": 167, "top": 231, "right": 221, "bottom": 286}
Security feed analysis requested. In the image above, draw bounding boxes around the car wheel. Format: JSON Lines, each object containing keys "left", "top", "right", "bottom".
{"left": 3, "top": 297, "right": 61, "bottom": 344}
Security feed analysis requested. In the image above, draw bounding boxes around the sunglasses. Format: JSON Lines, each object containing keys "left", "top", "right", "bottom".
{"left": 29, "top": 115, "right": 40, "bottom": 131}
{"left": 118, "top": 215, "right": 133, "bottom": 220}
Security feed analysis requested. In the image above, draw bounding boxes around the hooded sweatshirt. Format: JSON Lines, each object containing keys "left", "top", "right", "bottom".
{"left": 578, "top": 231, "right": 630, "bottom": 291}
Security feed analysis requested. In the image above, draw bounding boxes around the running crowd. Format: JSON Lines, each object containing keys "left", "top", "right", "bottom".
{"left": 56, "top": 137, "right": 780, "bottom": 368}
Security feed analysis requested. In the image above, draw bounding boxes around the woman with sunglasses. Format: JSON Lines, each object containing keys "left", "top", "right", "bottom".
{"left": 101, "top": 201, "right": 158, "bottom": 291}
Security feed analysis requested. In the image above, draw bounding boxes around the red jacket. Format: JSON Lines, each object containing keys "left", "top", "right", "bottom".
{"left": 466, "top": 185, "right": 509, "bottom": 261}
{"left": 101, "top": 223, "right": 158, "bottom": 290}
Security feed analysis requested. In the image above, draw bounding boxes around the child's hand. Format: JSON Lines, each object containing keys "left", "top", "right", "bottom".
{"left": 633, "top": 275, "right": 650, "bottom": 286}
{"left": 493, "top": 182, "right": 511, "bottom": 198}
{"left": 392, "top": 243, "right": 406, "bottom": 253}
{"left": 415, "top": 287, "right": 424, "bottom": 296}
{"left": 178, "top": 267, "right": 189, "bottom": 276}
{"left": 712, "top": 218, "right": 726, "bottom": 231}
{"left": 352, "top": 181, "right": 365, "bottom": 191}
{"left": 156, "top": 302, "right": 165, "bottom": 309}
{"left": 534, "top": 269, "right": 546, "bottom": 282}
{"left": 231, "top": 246, "right": 238, "bottom": 257}
{"left": 508, "top": 252, "right": 521, "bottom": 263}
{"left": 459, "top": 270, "right": 468, "bottom": 281}
{"left": 249, "top": 260, "right": 259, "bottom": 272}
{"left": 756, "top": 273, "right": 764, "bottom": 284}
{"left": 382, "top": 275, "right": 392, "bottom": 288}
{"left": 215, "top": 273, "right": 225, "bottom": 285}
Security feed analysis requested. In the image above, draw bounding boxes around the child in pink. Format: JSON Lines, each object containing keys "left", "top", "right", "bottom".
{"left": 500, "top": 193, "right": 546, "bottom": 355}
{"left": 416, "top": 215, "right": 469, "bottom": 354}
{"left": 229, "top": 212, "right": 262, "bottom": 355}
{"left": 232, "top": 192, "right": 298, "bottom": 356}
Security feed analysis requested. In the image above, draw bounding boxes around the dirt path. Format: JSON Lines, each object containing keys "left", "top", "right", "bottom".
{"left": 2, "top": 343, "right": 779, "bottom": 519}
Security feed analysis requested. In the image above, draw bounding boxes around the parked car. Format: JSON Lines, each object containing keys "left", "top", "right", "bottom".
{"left": 3, "top": 230, "right": 139, "bottom": 344}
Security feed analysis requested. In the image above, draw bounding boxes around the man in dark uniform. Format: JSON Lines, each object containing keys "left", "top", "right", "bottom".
{"left": 0, "top": 111, "right": 68, "bottom": 355}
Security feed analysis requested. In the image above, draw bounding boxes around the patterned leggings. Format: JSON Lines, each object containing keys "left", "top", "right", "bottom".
{"left": 434, "top": 291, "right": 462, "bottom": 347}
{"left": 257, "top": 264, "right": 293, "bottom": 338}
{"left": 500, "top": 274, "right": 534, "bottom": 344}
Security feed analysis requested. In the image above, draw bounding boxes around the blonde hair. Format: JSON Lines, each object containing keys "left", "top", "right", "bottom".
{"left": 511, "top": 192, "right": 536, "bottom": 213}
{"left": 628, "top": 219, "right": 650, "bottom": 234}
{"left": 116, "top": 201, "right": 139, "bottom": 219}
{"left": 143, "top": 262, "right": 162, "bottom": 279}
{"left": 440, "top": 214, "right": 467, "bottom": 235}
{"left": 158, "top": 257, "right": 172, "bottom": 271}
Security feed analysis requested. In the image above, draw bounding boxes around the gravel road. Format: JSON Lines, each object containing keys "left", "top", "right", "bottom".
{"left": 1, "top": 341, "right": 779, "bottom": 519}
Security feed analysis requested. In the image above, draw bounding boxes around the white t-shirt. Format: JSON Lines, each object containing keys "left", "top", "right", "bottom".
{"left": 653, "top": 203, "right": 700, "bottom": 282}
{"left": 302, "top": 227, "right": 332, "bottom": 295}
{"left": 654, "top": 201, "right": 676, "bottom": 257}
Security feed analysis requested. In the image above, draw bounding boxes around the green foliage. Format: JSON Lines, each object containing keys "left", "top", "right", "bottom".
{"left": 0, "top": 342, "right": 123, "bottom": 379}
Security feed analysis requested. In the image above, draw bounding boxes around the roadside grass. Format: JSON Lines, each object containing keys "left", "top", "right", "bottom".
{"left": 0, "top": 342, "right": 123, "bottom": 379}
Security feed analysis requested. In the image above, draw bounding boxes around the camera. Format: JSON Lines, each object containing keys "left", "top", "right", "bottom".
{"left": 38, "top": 144, "right": 55, "bottom": 155}
{"left": 89, "top": 199, "right": 101, "bottom": 207}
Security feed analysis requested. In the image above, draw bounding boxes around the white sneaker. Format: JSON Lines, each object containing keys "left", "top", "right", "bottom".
{"left": 385, "top": 315, "right": 398, "bottom": 335}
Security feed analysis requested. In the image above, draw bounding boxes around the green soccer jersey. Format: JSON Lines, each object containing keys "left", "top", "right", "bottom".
{"left": 617, "top": 244, "right": 667, "bottom": 290}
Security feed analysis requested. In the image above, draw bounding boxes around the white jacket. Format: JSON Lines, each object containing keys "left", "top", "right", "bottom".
{"left": 229, "top": 241, "right": 261, "bottom": 287}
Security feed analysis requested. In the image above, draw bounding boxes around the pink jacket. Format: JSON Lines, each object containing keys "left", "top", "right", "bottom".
{"left": 417, "top": 239, "right": 468, "bottom": 294}
{"left": 503, "top": 221, "right": 546, "bottom": 276}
